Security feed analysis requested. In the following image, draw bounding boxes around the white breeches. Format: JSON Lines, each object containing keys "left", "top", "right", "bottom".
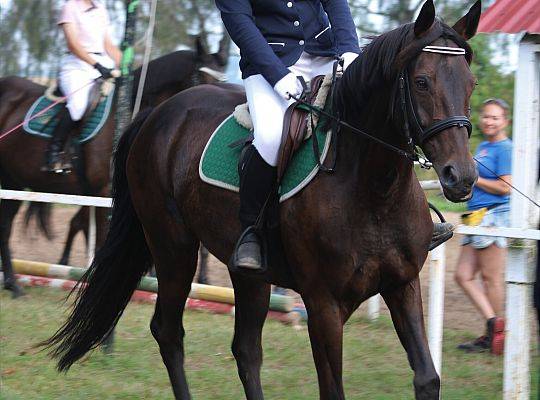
{"left": 243, "top": 52, "right": 335, "bottom": 166}
{"left": 58, "top": 54, "right": 114, "bottom": 121}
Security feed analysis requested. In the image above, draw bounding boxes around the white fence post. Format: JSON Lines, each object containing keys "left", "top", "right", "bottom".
{"left": 503, "top": 36, "right": 539, "bottom": 400}
{"left": 428, "top": 243, "right": 446, "bottom": 376}
{"left": 87, "top": 206, "right": 96, "bottom": 267}
{"left": 367, "top": 294, "right": 380, "bottom": 321}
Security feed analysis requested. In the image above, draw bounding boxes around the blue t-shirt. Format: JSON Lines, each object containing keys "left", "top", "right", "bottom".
{"left": 467, "top": 138, "right": 512, "bottom": 211}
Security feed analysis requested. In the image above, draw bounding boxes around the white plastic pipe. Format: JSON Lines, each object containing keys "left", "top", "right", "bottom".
{"left": 427, "top": 244, "right": 446, "bottom": 376}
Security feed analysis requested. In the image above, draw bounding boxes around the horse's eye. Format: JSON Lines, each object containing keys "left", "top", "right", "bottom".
{"left": 415, "top": 78, "right": 428, "bottom": 91}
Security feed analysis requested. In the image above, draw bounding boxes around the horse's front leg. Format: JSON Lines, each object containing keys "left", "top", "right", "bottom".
{"left": 382, "top": 277, "right": 440, "bottom": 400}
{"left": 304, "top": 295, "right": 345, "bottom": 400}
{"left": 230, "top": 274, "right": 271, "bottom": 400}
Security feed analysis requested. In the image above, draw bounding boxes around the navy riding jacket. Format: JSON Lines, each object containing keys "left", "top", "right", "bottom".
{"left": 215, "top": 0, "right": 360, "bottom": 87}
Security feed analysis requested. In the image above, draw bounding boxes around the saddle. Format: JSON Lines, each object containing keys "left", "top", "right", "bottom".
{"left": 277, "top": 74, "right": 327, "bottom": 181}
{"left": 44, "top": 79, "right": 113, "bottom": 119}
{"left": 230, "top": 74, "right": 333, "bottom": 181}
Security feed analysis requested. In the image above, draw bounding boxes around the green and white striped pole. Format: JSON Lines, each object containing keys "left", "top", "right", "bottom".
{"left": 105, "top": 0, "right": 140, "bottom": 354}
{"left": 114, "top": 0, "right": 140, "bottom": 150}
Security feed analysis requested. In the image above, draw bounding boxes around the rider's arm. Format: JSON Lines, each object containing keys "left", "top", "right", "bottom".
{"left": 215, "top": 0, "right": 290, "bottom": 87}
{"left": 104, "top": 33, "right": 122, "bottom": 67}
{"left": 321, "top": 0, "right": 361, "bottom": 55}
{"left": 61, "top": 23, "right": 98, "bottom": 67}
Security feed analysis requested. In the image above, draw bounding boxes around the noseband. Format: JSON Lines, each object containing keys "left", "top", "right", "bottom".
{"left": 398, "top": 45, "right": 472, "bottom": 148}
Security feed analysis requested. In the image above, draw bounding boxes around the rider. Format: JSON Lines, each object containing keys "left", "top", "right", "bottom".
{"left": 43, "top": 0, "right": 121, "bottom": 172}
{"left": 216, "top": 0, "right": 454, "bottom": 270}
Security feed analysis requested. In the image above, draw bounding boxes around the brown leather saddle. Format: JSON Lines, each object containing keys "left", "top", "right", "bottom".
{"left": 277, "top": 74, "right": 326, "bottom": 181}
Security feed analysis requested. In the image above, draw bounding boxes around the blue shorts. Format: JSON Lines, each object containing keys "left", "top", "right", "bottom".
{"left": 461, "top": 205, "right": 510, "bottom": 249}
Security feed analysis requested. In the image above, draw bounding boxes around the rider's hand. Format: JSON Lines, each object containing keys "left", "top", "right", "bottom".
{"left": 93, "top": 62, "right": 113, "bottom": 79}
{"left": 273, "top": 72, "right": 303, "bottom": 101}
{"left": 340, "top": 52, "right": 359, "bottom": 71}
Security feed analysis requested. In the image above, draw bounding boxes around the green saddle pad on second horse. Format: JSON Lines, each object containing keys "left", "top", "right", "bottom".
{"left": 23, "top": 87, "right": 115, "bottom": 144}
{"left": 199, "top": 103, "right": 332, "bottom": 202}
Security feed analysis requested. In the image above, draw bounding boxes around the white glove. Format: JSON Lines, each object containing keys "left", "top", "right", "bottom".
{"left": 341, "top": 52, "right": 359, "bottom": 71}
{"left": 273, "top": 72, "right": 303, "bottom": 100}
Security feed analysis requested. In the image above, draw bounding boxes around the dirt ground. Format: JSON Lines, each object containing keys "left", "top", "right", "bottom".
{"left": 8, "top": 205, "right": 503, "bottom": 334}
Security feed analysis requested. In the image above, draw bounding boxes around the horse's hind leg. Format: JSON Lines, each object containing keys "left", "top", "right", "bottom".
{"left": 147, "top": 233, "right": 199, "bottom": 400}
{"left": 0, "top": 194, "right": 23, "bottom": 298}
{"left": 196, "top": 244, "right": 209, "bottom": 284}
{"left": 382, "top": 277, "right": 440, "bottom": 400}
{"left": 231, "top": 275, "right": 271, "bottom": 400}
{"left": 58, "top": 206, "right": 88, "bottom": 265}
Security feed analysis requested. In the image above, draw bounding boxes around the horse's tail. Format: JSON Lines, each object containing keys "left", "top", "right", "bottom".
{"left": 41, "top": 108, "right": 155, "bottom": 371}
{"left": 24, "top": 202, "right": 53, "bottom": 240}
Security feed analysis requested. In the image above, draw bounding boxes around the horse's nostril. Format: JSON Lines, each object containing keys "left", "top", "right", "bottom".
{"left": 442, "top": 165, "right": 458, "bottom": 187}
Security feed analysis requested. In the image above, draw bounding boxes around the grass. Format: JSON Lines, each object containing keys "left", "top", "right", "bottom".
{"left": 1, "top": 288, "right": 538, "bottom": 399}
{"left": 427, "top": 192, "right": 467, "bottom": 213}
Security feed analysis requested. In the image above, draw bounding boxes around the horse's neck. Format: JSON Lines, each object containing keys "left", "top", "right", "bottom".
{"left": 337, "top": 106, "right": 414, "bottom": 202}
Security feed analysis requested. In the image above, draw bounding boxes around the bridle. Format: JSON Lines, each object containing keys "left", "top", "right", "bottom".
{"left": 291, "top": 39, "right": 474, "bottom": 170}
{"left": 398, "top": 45, "right": 472, "bottom": 151}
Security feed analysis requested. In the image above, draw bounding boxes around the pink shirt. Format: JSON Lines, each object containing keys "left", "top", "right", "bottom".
{"left": 58, "top": 0, "right": 110, "bottom": 53}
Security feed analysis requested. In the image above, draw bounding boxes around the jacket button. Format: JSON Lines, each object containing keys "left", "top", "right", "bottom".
{"left": 293, "top": 20, "right": 299, "bottom": 27}
{"left": 299, "top": 40, "right": 305, "bottom": 45}
{"left": 287, "top": 1, "right": 293, "bottom": 7}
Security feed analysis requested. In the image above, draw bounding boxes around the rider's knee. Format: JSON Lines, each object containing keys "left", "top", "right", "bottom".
{"left": 67, "top": 101, "right": 86, "bottom": 121}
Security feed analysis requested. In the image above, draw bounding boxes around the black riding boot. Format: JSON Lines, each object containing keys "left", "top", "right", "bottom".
{"left": 234, "top": 145, "right": 277, "bottom": 270}
{"left": 42, "top": 108, "right": 77, "bottom": 173}
{"left": 429, "top": 222, "right": 455, "bottom": 250}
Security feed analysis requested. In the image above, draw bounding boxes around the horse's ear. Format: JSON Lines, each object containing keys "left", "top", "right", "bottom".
{"left": 217, "top": 33, "right": 231, "bottom": 67}
{"left": 414, "top": 0, "right": 436, "bottom": 37}
{"left": 195, "top": 36, "right": 208, "bottom": 59}
{"left": 452, "top": 0, "right": 482, "bottom": 40}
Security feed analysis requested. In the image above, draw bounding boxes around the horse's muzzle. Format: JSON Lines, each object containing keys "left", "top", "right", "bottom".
{"left": 438, "top": 163, "right": 477, "bottom": 203}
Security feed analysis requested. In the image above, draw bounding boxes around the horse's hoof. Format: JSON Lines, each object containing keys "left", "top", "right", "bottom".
{"left": 197, "top": 277, "right": 209, "bottom": 285}
{"left": 101, "top": 342, "right": 114, "bottom": 355}
{"left": 5, "top": 283, "right": 25, "bottom": 298}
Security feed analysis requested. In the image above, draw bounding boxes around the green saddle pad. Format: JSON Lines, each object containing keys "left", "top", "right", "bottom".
{"left": 199, "top": 104, "right": 332, "bottom": 202}
{"left": 23, "top": 88, "right": 114, "bottom": 144}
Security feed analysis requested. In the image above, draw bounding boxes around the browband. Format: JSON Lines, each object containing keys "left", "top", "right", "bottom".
{"left": 422, "top": 46, "right": 466, "bottom": 56}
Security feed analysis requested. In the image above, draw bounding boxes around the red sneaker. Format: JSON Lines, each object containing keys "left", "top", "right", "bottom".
{"left": 488, "top": 317, "right": 505, "bottom": 356}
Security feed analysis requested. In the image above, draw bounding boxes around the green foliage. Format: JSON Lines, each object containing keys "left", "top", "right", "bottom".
{"left": 468, "top": 34, "right": 515, "bottom": 151}
{"left": 0, "top": 0, "right": 221, "bottom": 78}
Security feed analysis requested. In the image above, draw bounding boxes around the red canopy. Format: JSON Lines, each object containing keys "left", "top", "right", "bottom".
{"left": 478, "top": 0, "right": 540, "bottom": 34}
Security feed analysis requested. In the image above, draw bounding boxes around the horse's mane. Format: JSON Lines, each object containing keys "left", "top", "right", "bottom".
{"left": 335, "top": 20, "right": 472, "bottom": 124}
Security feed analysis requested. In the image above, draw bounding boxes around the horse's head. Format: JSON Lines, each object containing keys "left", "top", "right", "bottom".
{"left": 195, "top": 36, "right": 229, "bottom": 84}
{"left": 402, "top": 0, "right": 481, "bottom": 202}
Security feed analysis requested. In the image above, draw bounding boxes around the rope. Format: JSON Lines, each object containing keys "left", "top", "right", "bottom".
{"left": 292, "top": 97, "right": 540, "bottom": 211}
{"left": 0, "top": 79, "right": 97, "bottom": 142}
{"left": 131, "top": 0, "right": 158, "bottom": 119}
{"left": 473, "top": 157, "right": 540, "bottom": 209}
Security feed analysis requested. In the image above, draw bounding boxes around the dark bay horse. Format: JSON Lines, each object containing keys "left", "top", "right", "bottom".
{"left": 44, "top": 1, "right": 480, "bottom": 399}
{"left": 0, "top": 40, "right": 227, "bottom": 296}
